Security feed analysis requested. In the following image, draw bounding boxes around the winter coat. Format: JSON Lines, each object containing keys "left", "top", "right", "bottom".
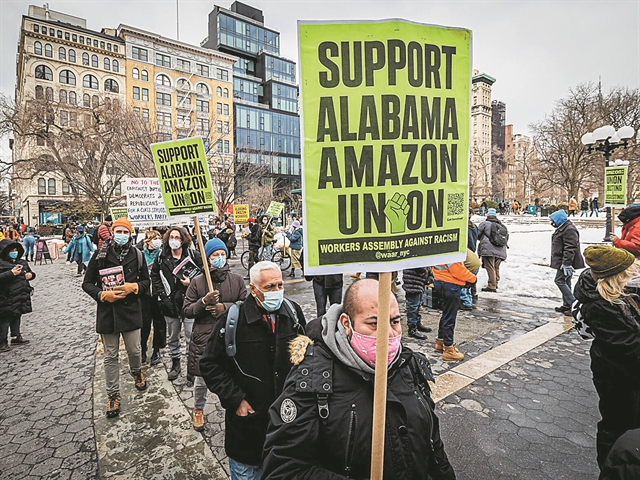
{"left": 569, "top": 198, "right": 578, "bottom": 211}
{"left": 286, "top": 227, "right": 303, "bottom": 250}
{"left": 573, "top": 269, "right": 640, "bottom": 383}
{"left": 614, "top": 207, "right": 640, "bottom": 257}
{"left": 64, "top": 227, "right": 74, "bottom": 243}
{"left": 247, "top": 223, "right": 262, "bottom": 248}
{"left": 262, "top": 319, "right": 455, "bottom": 480}
{"left": 402, "top": 267, "right": 428, "bottom": 294}
{"left": 477, "top": 217, "right": 508, "bottom": 260}
{"left": 183, "top": 264, "right": 247, "bottom": 377}
{"left": 261, "top": 223, "right": 275, "bottom": 246}
{"left": 150, "top": 247, "right": 203, "bottom": 319}
{"left": 581, "top": 199, "right": 589, "bottom": 211}
{"left": 82, "top": 245, "right": 150, "bottom": 334}
{"left": 0, "top": 240, "right": 36, "bottom": 317}
{"left": 467, "top": 220, "right": 478, "bottom": 252}
{"left": 550, "top": 220, "right": 585, "bottom": 270}
{"left": 600, "top": 429, "right": 640, "bottom": 480}
{"left": 433, "top": 262, "right": 476, "bottom": 287}
{"left": 96, "top": 222, "right": 112, "bottom": 249}
{"left": 63, "top": 233, "right": 95, "bottom": 264}
{"left": 199, "top": 294, "right": 306, "bottom": 466}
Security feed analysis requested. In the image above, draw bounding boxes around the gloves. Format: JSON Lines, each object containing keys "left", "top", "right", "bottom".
{"left": 101, "top": 290, "right": 125, "bottom": 303}
{"left": 202, "top": 290, "right": 220, "bottom": 306}
{"left": 561, "top": 265, "right": 575, "bottom": 277}
{"left": 206, "top": 303, "right": 226, "bottom": 315}
{"left": 113, "top": 282, "right": 139, "bottom": 296}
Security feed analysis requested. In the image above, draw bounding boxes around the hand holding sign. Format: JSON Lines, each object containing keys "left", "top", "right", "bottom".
{"left": 384, "top": 193, "right": 410, "bottom": 234}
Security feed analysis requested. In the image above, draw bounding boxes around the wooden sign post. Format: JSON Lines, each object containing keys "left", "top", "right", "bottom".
{"left": 193, "top": 216, "right": 214, "bottom": 292}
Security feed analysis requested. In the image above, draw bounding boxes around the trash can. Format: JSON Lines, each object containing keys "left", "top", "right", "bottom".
{"left": 527, "top": 205, "right": 536, "bottom": 215}
{"left": 541, "top": 206, "right": 549, "bottom": 217}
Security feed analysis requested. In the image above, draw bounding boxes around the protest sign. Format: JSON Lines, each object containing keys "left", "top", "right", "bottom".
{"left": 265, "top": 201, "right": 285, "bottom": 217}
{"left": 299, "top": 20, "right": 472, "bottom": 274}
{"left": 151, "top": 137, "right": 216, "bottom": 217}
{"left": 604, "top": 166, "right": 627, "bottom": 208}
{"left": 109, "top": 207, "right": 129, "bottom": 220}
{"left": 233, "top": 204, "right": 249, "bottom": 224}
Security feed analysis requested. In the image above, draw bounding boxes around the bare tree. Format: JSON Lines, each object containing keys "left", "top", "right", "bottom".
{"left": 469, "top": 145, "right": 492, "bottom": 202}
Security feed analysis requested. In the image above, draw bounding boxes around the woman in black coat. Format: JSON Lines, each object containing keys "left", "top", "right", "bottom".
{"left": 573, "top": 245, "right": 640, "bottom": 472}
{"left": 0, "top": 239, "right": 35, "bottom": 351}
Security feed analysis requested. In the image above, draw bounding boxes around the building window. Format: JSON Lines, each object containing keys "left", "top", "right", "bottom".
{"left": 68, "top": 49, "right": 76, "bottom": 63}
{"left": 224, "top": 140, "right": 229, "bottom": 153}
{"left": 217, "top": 102, "right": 222, "bottom": 114}
{"left": 156, "top": 92, "right": 171, "bottom": 106}
{"left": 197, "top": 118, "right": 209, "bottom": 134}
{"left": 91, "top": 55, "right": 98, "bottom": 68}
{"left": 65, "top": 32, "right": 70, "bottom": 40}
{"left": 57, "top": 30, "right": 62, "bottom": 38}
{"left": 82, "top": 52, "right": 89, "bottom": 65}
{"left": 141, "top": 70, "right": 148, "bottom": 81}
{"left": 33, "top": 25, "right": 39, "bottom": 33}
{"left": 217, "top": 120, "right": 223, "bottom": 133}
{"left": 112, "top": 60, "right": 119, "bottom": 73}
{"left": 156, "top": 53, "right": 171, "bottom": 68}
{"left": 223, "top": 104, "right": 229, "bottom": 115}
{"left": 83, "top": 93, "right": 90, "bottom": 107}
{"left": 83, "top": 74, "right": 99, "bottom": 89}
{"left": 133, "top": 86, "right": 140, "bottom": 100}
{"left": 114, "top": 45, "right": 119, "bottom": 53}
{"left": 142, "top": 108, "right": 149, "bottom": 122}
{"left": 48, "top": 178, "right": 56, "bottom": 195}
{"left": 132, "top": 46, "right": 148, "bottom": 61}
{"left": 104, "top": 79, "right": 119, "bottom": 93}
{"left": 216, "top": 86, "right": 222, "bottom": 97}
{"left": 46, "top": 87, "right": 53, "bottom": 101}
{"left": 176, "top": 58, "right": 190, "bottom": 71}
{"left": 100, "top": 41, "right": 105, "bottom": 49}
{"left": 177, "top": 114, "right": 191, "bottom": 128}
{"left": 59, "top": 90, "right": 67, "bottom": 104}
{"left": 59, "top": 70, "right": 76, "bottom": 85}
{"left": 156, "top": 74, "right": 171, "bottom": 87}
{"left": 224, "top": 121, "right": 229, "bottom": 134}
{"left": 132, "top": 68, "right": 139, "bottom": 80}
{"left": 196, "top": 64, "right": 209, "bottom": 77}
{"left": 79, "top": 35, "right": 84, "bottom": 43}
{"left": 72, "top": 34, "right": 77, "bottom": 42}
{"left": 34, "top": 41, "right": 42, "bottom": 55}
{"left": 44, "top": 44, "right": 53, "bottom": 57}
{"left": 38, "top": 178, "right": 46, "bottom": 194}
{"left": 41, "top": 26, "right": 47, "bottom": 35}
{"left": 69, "top": 111, "right": 77, "bottom": 127}
{"left": 196, "top": 83, "right": 209, "bottom": 95}
{"left": 157, "top": 112, "right": 171, "bottom": 127}
{"left": 104, "top": 58, "right": 110, "bottom": 70}
{"left": 177, "top": 94, "right": 191, "bottom": 107}
{"left": 223, "top": 88, "right": 229, "bottom": 98}
{"left": 58, "top": 47, "right": 66, "bottom": 60}
{"left": 177, "top": 79, "right": 191, "bottom": 90}
{"left": 69, "top": 91, "right": 77, "bottom": 105}
{"left": 196, "top": 100, "right": 209, "bottom": 113}
{"left": 107, "top": 43, "right": 112, "bottom": 51}
{"left": 62, "top": 180, "right": 70, "bottom": 194}
{"left": 142, "top": 88, "right": 149, "bottom": 101}
{"left": 35, "top": 65, "right": 53, "bottom": 81}
{"left": 92, "top": 95, "right": 99, "bottom": 108}
{"left": 35, "top": 85, "right": 43, "bottom": 99}
{"left": 60, "top": 110, "right": 68, "bottom": 126}
{"left": 93, "top": 40, "right": 98, "bottom": 48}
{"left": 216, "top": 68, "right": 229, "bottom": 81}
{"left": 133, "top": 106, "right": 140, "bottom": 117}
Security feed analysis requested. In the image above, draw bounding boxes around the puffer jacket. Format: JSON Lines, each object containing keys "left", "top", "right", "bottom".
{"left": 433, "top": 262, "right": 476, "bottom": 286}
{"left": 402, "top": 267, "right": 428, "bottom": 294}
{"left": 183, "top": 264, "right": 247, "bottom": 377}
{"left": 477, "top": 217, "right": 508, "bottom": 260}
{"left": 0, "top": 240, "right": 36, "bottom": 317}
{"left": 287, "top": 227, "right": 303, "bottom": 250}
{"left": 614, "top": 206, "right": 640, "bottom": 257}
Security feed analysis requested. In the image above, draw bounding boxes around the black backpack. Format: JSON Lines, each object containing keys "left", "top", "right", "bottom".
{"left": 489, "top": 222, "right": 509, "bottom": 247}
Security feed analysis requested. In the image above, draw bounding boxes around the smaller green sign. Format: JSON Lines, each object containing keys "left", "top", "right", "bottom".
{"left": 109, "top": 207, "right": 129, "bottom": 220}
{"left": 151, "top": 137, "right": 217, "bottom": 217}
{"left": 604, "top": 166, "right": 628, "bottom": 208}
{"left": 265, "top": 201, "right": 285, "bottom": 217}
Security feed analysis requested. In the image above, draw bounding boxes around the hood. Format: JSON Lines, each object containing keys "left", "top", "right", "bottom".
{"left": 573, "top": 268, "right": 601, "bottom": 304}
{"left": 549, "top": 209, "right": 568, "bottom": 227}
{"left": 0, "top": 239, "right": 24, "bottom": 260}
{"left": 618, "top": 206, "right": 640, "bottom": 224}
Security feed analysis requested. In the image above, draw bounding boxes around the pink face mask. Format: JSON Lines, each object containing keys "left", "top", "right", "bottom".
{"left": 349, "top": 328, "right": 402, "bottom": 368}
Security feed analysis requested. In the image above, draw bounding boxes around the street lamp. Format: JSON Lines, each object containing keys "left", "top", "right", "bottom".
{"left": 581, "top": 125, "right": 636, "bottom": 241}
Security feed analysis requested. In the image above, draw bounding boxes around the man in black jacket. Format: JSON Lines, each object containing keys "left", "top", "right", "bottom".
{"left": 245, "top": 217, "right": 262, "bottom": 279}
{"left": 199, "top": 261, "right": 305, "bottom": 479}
{"left": 263, "top": 278, "right": 455, "bottom": 479}
{"left": 306, "top": 274, "right": 343, "bottom": 317}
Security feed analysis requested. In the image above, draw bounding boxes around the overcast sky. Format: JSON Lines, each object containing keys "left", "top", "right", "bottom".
{"left": 1, "top": 0, "right": 639, "bottom": 143}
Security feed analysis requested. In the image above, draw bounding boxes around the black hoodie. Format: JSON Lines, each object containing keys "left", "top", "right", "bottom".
{"left": 0, "top": 239, "right": 36, "bottom": 317}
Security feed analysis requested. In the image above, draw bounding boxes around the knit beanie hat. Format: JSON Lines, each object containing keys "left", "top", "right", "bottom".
{"left": 549, "top": 209, "right": 568, "bottom": 227}
{"left": 487, "top": 208, "right": 497, "bottom": 216}
{"left": 204, "top": 238, "right": 228, "bottom": 259}
{"left": 584, "top": 245, "right": 635, "bottom": 279}
{"left": 111, "top": 217, "right": 133, "bottom": 233}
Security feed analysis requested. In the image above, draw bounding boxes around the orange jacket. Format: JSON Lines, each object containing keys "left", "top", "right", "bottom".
{"left": 432, "top": 262, "right": 476, "bottom": 286}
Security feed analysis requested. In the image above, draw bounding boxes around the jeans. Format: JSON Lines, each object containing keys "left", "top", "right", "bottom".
{"left": 591, "top": 209, "right": 599, "bottom": 217}
{"left": 312, "top": 282, "right": 342, "bottom": 317}
{"left": 23, "top": 236, "right": 35, "bottom": 259}
{"left": 483, "top": 256, "right": 502, "bottom": 289}
{"left": 141, "top": 295, "right": 166, "bottom": 354}
{"left": 554, "top": 268, "right": 574, "bottom": 308}
{"left": 405, "top": 291, "right": 422, "bottom": 327}
{"left": 101, "top": 329, "right": 141, "bottom": 395}
{"left": 165, "top": 316, "right": 194, "bottom": 358}
{"left": 194, "top": 375, "right": 208, "bottom": 410}
{"left": 258, "top": 243, "right": 272, "bottom": 261}
{"left": 460, "top": 269, "right": 479, "bottom": 307}
{"left": 434, "top": 281, "right": 461, "bottom": 346}
{"left": 580, "top": 209, "right": 588, "bottom": 217}
{"left": 228, "top": 457, "right": 262, "bottom": 480}
{"left": 1, "top": 315, "right": 22, "bottom": 345}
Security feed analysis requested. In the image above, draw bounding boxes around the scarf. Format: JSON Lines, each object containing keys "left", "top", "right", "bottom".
{"left": 96, "top": 237, "right": 132, "bottom": 264}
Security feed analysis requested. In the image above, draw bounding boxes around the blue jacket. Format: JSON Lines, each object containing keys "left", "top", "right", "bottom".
{"left": 286, "top": 228, "right": 303, "bottom": 250}
{"left": 63, "top": 233, "right": 94, "bottom": 263}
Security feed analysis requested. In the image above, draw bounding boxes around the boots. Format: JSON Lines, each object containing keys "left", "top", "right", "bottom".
{"left": 408, "top": 325, "right": 427, "bottom": 340}
{"left": 442, "top": 344, "right": 464, "bottom": 362}
{"left": 435, "top": 338, "right": 444, "bottom": 353}
{"left": 150, "top": 349, "right": 161, "bottom": 366}
{"left": 106, "top": 392, "right": 121, "bottom": 418}
{"left": 168, "top": 357, "right": 181, "bottom": 381}
{"left": 132, "top": 371, "right": 147, "bottom": 391}
{"left": 416, "top": 322, "right": 432, "bottom": 333}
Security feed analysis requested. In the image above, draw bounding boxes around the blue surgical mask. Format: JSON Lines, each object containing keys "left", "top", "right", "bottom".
{"left": 113, "top": 233, "right": 129, "bottom": 245}
{"left": 210, "top": 256, "right": 226, "bottom": 269}
{"left": 255, "top": 286, "right": 284, "bottom": 312}
{"left": 9, "top": 251, "right": 18, "bottom": 259}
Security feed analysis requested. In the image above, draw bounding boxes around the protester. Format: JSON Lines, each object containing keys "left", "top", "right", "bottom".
{"left": 0, "top": 239, "right": 35, "bottom": 352}
{"left": 259, "top": 215, "right": 275, "bottom": 261}
{"left": 81, "top": 217, "right": 149, "bottom": 417}
{"left": 63, "top": 224, "right": 74, "bottom": 263}
{"left": 611, "top": 205, "right": 640, "bottom": 257}
{"left": 199, "top": 261, "right": 305, "bottom": 479}
{"left": 245, "top": 217, "right": 262, "bottom": 279}
{"left": 263, "top": 278, "right": 455, "bottom": 479}
{"left": 305, "top": 273, "right": 343, "bottom": 318}
{"left": 217, "top": 221, "right": 237, "bottom": 259}
{"left": 572, "top": 245, "right": 640, "bottom": 471}
{"left": 140, "top": 230, "right": 166, "bottom": 365}
{"left": 401, "top": 267, "right": 433, "bottom": 339}
{"left": 568, "top": 196, "right": 578, "bottom": 216}
{"left": 63, "top": 225, "right": 95, "bottom": 276}
{"left": 286, "top": 220, "right": 303, "bottom": 277}
{"left": 591, "top": 197, "right": 600, "bottom": 217}
{"left": 96, "top": 215, "right": 113, "bottom": 249}
{"left": 477, "top": 207, "right": 508, "bottom": 292}
{"left": 183, "top": 238, "right": 247, "bottom": 432}
{"left": 22, "top": 228, "right": 36, "bottom": 263}
{"left": 151, "top": 226, "right": 203, "bottom": 382}
{"left": 581, "top": 198, "right": 590, "bottom": 217}
{"left": 549, "top": 209, "right": 585, "bottom": 314}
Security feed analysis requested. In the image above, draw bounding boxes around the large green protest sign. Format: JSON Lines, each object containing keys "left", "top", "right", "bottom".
{"left": 299, "top": 20, "right": 472, "bottom": 273}
{"left": 604, "top": 166, "right": 628, "bottom": 208}
{"left": 151, "top": 137, "right": 216, "bottom": 217}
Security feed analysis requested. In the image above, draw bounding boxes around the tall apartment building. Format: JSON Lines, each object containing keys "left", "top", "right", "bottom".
{"left": 513, "top": 133, "right": 535, "bottom": 202}
{"left": 503, "top": 125, "right": 518, "bottom": 201}
{"left": 12, "top": 5, "right": 126, "bottom": 225}
{"left": 470, "top": 70, "right": 496, "bottom": 202}
{"left": 491, "top": 100, "right": 506, "bottom": 200}
{"left": 202, "top": 1, "right": 301, "bottom": 197}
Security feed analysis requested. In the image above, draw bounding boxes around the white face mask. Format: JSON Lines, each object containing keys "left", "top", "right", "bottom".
{"left": 169, "top": 239, "right": 181, "bottom": 250}
{"left": 151, "top": 239, "right": 162, "bottom": 249}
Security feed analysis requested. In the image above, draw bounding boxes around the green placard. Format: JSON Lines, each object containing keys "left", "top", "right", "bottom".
{"left": 299, "top": 20, "right": 472, "bottom": 274}
{"left": 151, "top": 137, "right": 216, "bottom": 217}
{"left": 109, "top": 207, "right": 129, "bottom": 220}
{"left": 266, "top": 201, "right": 285, "bottom": 217}
{"left": 604, "top": 166, "right": 628, "bottom": 208}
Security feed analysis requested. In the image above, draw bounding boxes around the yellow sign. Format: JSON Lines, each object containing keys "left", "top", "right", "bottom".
{"left": 233, "top": 204, "right": 249, "bottom": 224}
{"left": 299, "top": 20, "right": 472, "bottom": 274}
{"left": 266, "top": 201, "right": 285, "bottom": 217}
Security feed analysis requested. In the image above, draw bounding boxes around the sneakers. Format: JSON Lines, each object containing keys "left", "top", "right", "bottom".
{"left": 0, "top": 343, "right": 9, "bottom": 353}
{"left": 106, "top": 392, "right": 121, "bottom": 418}
{"left": 193, "top": 409, "right": 205, "bottom": 432}
{"left": 435, "top": 338, "right": 444, "bottom": 353}
{"left": 442, "top": 344, "right": 464, "bottom": 362}
{"left": 460, "top": 305, "right": 474, "bottom": 311}
{"left": 150, "top": 350, "right": 161, "bottom": 366}
{"left": 11, "top": 335, "right": 29, "bottom": 345}
{"left": 416, "top": 322, "right": 432, "bottom": 333}
{"left": 132, "top": 371, "right": 147, "bottom": 391}
{"left": 481, "top": 287, "right": 497, "bottom": 292}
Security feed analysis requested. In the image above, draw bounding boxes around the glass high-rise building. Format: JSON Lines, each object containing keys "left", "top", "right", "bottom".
{"left": 202, "top": 1, "right": 301, "bottom": 197}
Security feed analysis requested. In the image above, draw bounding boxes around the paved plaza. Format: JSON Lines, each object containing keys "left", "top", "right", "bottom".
{"left": 0, "top": 253, "right": 601, "bottom": 479}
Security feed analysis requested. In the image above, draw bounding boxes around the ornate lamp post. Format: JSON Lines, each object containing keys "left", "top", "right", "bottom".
{"left": 581, "top": 125, "right": 636, "bottom": 241}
